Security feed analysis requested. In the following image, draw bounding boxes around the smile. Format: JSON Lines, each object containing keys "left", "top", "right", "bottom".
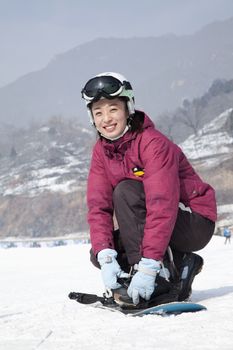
{"left": 103, "top": 124, "right": 117, "bottom": 132}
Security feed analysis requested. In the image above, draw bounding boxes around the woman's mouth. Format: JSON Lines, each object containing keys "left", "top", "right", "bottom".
{"left": 103, "top": 124, "right": 117, "bottom": 132}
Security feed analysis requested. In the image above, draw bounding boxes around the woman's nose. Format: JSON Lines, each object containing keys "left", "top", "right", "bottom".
{"left": 102, "top": 112, "right": 112, "bottom": 122}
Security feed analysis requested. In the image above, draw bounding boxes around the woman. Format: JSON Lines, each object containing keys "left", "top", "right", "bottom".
{"left": 81, "top": 72, "right": 217, "bottom": 306}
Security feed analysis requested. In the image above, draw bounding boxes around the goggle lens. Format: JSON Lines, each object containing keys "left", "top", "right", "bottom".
{"left": 86, "top": 76, "right": 121, "bottom": 96}
{"left": 82, "top": 76, "right": 131, "bottom": 101}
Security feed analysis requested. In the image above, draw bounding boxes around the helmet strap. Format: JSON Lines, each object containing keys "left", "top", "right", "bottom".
{"left": 126, "top": 100, "right": 135, "bottom": 115}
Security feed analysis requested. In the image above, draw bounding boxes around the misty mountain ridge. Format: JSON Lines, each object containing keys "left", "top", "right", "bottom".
{"left": 1, "top": 17, "right": 233, "bottom": 127}
{"left": 157, "top": 77, "right": 233, "bottom": 142}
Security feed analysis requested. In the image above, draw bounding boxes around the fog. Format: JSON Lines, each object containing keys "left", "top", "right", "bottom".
{"left": 1, "top": 0, "right": 233, "bottom": 87}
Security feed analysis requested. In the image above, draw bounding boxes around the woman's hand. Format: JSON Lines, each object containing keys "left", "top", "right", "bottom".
{"left": 127, "top": 258, "right": 161, "bottom": 305}
{"left": 97, "top": 248, "right": 130, "bottom": 290}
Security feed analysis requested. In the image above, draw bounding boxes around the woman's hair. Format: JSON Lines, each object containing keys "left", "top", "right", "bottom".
{"left": 117, "top": 97, "right": 144, "bottom": 134}
{"left": 129, "top": 110, "right": 145, "bottom": 133}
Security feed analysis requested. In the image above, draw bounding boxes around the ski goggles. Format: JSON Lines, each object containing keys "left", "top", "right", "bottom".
{"left": 81, "top": 76, "right": 132, "bottom": 102}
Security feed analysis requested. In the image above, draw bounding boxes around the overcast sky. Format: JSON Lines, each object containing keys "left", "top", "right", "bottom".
{"left": 0, "top": 0, "right": 233, "bottom": 87}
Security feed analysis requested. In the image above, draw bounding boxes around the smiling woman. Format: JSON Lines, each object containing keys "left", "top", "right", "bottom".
{"left": 80, "top": 71, "right": 217, "bottom": 308}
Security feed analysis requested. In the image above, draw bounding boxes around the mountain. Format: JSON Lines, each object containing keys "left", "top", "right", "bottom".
{"left": 1, "top": 17, "right": 233, "bottom": 127}
{"left": 157, "top": 78, "right": 233, "bottom": 143}
{"left": 0, "top": 117, "right": 94, "bottom": 238}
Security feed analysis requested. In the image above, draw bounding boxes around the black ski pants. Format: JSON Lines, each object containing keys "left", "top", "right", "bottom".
{"left": 90, "top": 179, "right": 215, "bottom": 271}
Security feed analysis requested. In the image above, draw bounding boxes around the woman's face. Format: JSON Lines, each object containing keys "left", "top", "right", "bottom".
{"left": 91, "top": 98, "right": 128, "bottom": 139}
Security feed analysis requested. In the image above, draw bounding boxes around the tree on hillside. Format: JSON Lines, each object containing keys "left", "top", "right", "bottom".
{"left": 156, "top": 112, "right": 175, "bottom": 141}
{"left": 207, "top": 78, "right": 233, "bottom": 97}
{"left": 175, "top": 98, "right": 204, "bottom": 136}
{"left": 10, "top": 146, "right": 17, "bottom": 159}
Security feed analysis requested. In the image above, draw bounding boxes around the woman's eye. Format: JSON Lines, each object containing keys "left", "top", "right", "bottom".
{"left": 94, "top": 112, "right": 101, "bottom": 117}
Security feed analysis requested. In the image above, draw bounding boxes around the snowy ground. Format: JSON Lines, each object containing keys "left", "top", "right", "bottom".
{"left": 1, "top": 236, "right": 233, "bottom": 350}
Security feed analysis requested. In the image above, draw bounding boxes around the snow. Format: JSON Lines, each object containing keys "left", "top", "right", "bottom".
{"left": 1, "top": 236, "right": 233, "bottom": 350}
{"left": 179, "top": 108, "right": 233, "bottom": 164}
{"left": 2, "top": 156, "right": 85, "bottom": 197}
{"left": 202, "top": 108, "right": 233, "bottom": 133}
{"left": 3, "top": 177, "right": 77, "bottom": 197}
{"left": 218, "top": 204, "right": 233, "bottom": 215}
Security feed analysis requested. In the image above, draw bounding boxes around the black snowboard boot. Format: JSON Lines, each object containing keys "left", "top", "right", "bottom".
{"left": 112, "top": 247, "right": 181, "bottom": 309}
{"left": 178, "top": 252, "right": 204, "bottom": 301}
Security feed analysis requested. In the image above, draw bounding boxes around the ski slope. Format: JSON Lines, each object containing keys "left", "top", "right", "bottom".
{"left": 1, "top": 235, "right": 233, "bottom": 350}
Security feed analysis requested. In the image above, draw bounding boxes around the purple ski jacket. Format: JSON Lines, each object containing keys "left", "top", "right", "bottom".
{"left": 87, "top": 113, "right": 217, "bottom": 260}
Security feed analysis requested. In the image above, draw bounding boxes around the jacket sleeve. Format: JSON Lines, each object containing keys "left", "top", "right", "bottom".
{"left": 87, "top": 143, "right": 115, "bottom": 255}
{"left": 140, "top": 131, "right": 180, "bottom": 260}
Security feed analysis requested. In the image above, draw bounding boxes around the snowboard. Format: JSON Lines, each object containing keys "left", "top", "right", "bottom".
{"left": 68, "top": 291, "right": 207, "bottom": 317}
{"left": 130, "top": 301, "right": 206, "bottom": 317}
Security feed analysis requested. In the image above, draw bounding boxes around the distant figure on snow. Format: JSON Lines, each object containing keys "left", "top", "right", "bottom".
{"left": 223, "top": 227, "right": 231, "bottom": 244}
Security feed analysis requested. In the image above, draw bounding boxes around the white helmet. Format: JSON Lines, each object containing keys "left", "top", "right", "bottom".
{"left": 81, "top": 72, "right": 135, "bottom": 124}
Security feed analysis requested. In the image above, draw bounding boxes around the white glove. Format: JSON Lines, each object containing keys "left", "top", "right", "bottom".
{"left": 97, "top": 249, "right": 130, "bottom": 290}
{"left": 127, "top": 258, "right": 161, "bottom": 305}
